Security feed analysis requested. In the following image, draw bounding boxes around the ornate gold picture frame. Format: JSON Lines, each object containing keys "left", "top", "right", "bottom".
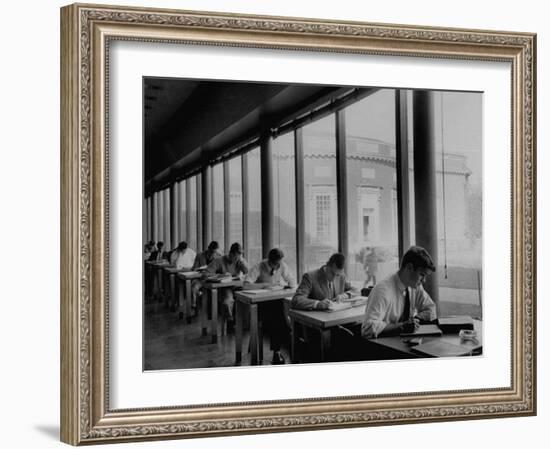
{"left": 60, "top": 3, "right": 536, "bottom": 445}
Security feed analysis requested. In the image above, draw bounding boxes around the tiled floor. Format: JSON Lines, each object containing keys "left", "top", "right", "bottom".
{"left": 143, "top": 301, "right": 291, "bottom": 371}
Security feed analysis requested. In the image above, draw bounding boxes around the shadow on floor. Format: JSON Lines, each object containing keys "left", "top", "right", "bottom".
{"left": 34, "top": 425, "right": 59, "bottom": 441}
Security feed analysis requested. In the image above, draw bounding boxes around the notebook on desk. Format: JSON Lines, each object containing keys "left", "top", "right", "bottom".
{"left": 400, "top": 324, "right": 443, "bottom": 338}
{"left": 341, "top": 295, "right": 369, "bottom": 306}
{"left": 411, "top": 340, "right": 482, "bottom": 357}
{"left": 326, "top": 302, "right": 352, "bottom": 312}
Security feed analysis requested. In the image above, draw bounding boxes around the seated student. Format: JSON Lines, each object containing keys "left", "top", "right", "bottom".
{"left": 144, "top": 240, "right": 155, "bottom": 260}
{"left": 245, "top": 248, "right": 296, "bottom": 364}
{"left": 361, "top": 246, "right": 437, "bottom": 339}
{"left": 193, "top": 241, "right": 221, "bottom": 271}
{"left": 190, "top": 241, "right": 222, "bottom": 312}
{"left": 171, "top": 241, "right": 197, "bottom": 270}
{"left": 148, "top": 241, "right": 165, "bottom": 262}
{"left": 291, "top": 253, "right": 358, "bottom": 311}
{"left": 203, "top": 242, "right": 248, "bottom": 332}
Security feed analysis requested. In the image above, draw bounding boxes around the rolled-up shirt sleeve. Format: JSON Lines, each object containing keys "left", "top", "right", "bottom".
{"left": 414, "top": 286, "right": 437, "bottom": 321}
{"left": 282, "top": 263, "right": 297, "bottom": 288}
{"left": 361, "top": 288, "right": 390, "bottom": 338}
{"left": 245, "top": 263, "right": 260, "bottom": 284}
{"left": 237, "top": 259, "right": 249, "bottom": 275}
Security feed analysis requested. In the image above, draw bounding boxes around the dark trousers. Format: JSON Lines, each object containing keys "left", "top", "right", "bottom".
{"left": 259, "top": 301, "right": 290, "bottom": 352}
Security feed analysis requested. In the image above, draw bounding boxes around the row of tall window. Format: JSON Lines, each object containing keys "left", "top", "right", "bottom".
{"left": 145, "top": 89, "right": 482, "bottom": 317}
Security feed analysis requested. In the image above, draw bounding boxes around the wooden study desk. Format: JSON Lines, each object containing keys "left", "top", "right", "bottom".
{"left": 289, "top": 304, "right": 365, "bottom": 363}
{"left": 366, "top": 319, "right": 483, "bottom": 359}
{"left": 176, "top": 271, "right": 202, "bottom": 323}
{"left": 234, "top": 288, "right": 296, "bottom": 365}
{"left": 201, "top": 279, "right": 244, "bottom": 343}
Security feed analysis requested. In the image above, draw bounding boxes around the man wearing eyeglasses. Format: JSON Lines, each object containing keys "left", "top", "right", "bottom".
{"left": 361, "top": 246, "right": 437, "bottom": 339}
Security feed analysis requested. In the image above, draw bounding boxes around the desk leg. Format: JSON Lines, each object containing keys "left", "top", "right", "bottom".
{"left": 235, "top": 301, "right": 244, "bottom": 364}
{"left": 258, "top": 321, "right": 263, "bottom": 364}
{"left": 152, "top": 269, "right": 159, "bottom": 299}
{"left": 250, "top": 304, "right": 259, "bottom": 365}
{"left": 319, "top": 329, "right": 331, "bottom": 362}
{"left": 163, "top": 273, "right": 169, "bottom": 308}
{"left": 291, "top": 318, "right": 297, "bottom": 363}
{"left": 178, "top": 280, "right": 184, "bottom": 321}
{"left": 185, "top": 280, "right": 192, "bottom": 324}
{"left": 201, "top": 289, "right": 208, "bottom": 337}
{"left": 211, "top": 289, "right": 218, "bottom": 344}
{"left": 170, "top": 274, "right": 176, "bottom": 310}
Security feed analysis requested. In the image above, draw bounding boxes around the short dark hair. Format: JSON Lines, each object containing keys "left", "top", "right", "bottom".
{"left": 327, "top": 253, "right": 346, "bottom": 270}
{"left": 208, "top": 241, "right": 219, "bottom": 251}
{"left": 229, "top": 242, "right": 244, "bottom": 255}
{"left": 400, "top": 246, "right": 436, "bottom": 271}
{"left": 267, "top": 248, "right": 284, "bottom": 264}
{"left": 176, "top": 241, "right": 188, "bottom": 251}
{"left": 157, "top": 241, "right": 164, "bottom": 249}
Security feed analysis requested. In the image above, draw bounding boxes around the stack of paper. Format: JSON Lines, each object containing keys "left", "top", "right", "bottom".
{"left": 219, "top": 277, "right": 239, "bottom": 283}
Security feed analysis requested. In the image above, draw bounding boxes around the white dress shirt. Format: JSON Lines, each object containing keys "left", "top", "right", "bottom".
{"left": 361, "top": 272, "right": 437, "bottom": 338}
{"left": 174, "top": 248, "right": 197, "bottom": 270}
{"left": 245, "top": 260, "right": 296, "bottom": 288}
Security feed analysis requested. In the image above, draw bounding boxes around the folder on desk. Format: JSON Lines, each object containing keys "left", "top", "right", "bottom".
{"left": 411, "top": 340, "right": 481, "bottom": 357}
{"left": 400, "top": 324, "right": 443, "bottom": 338}
{"left": 437, "top": 316, "right": 474, "bottom": 333}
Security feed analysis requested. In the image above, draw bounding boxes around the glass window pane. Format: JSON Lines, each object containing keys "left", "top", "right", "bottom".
{"left": 212, "top": 163, "right": 225, "bottom": 252}
{"left": 345, "top": 90, "right": 399, "bottom": 289}
{"left": 162, "top": 188, "right": 171, "bottom": 250}
{"left": 229, "top": 157, "right": 243, "bottom": 246}
{"left": 188, "top": 177, "right": 197, "bottom": 251}
{"left": 246, "top": 147, "right": 262, "bottom": 265}
{"left": 178, "top": 181, "right": 186, "bottom": 243}
{"left": 273, "top": 132, "right": 297, "bottom": 280}
{"left": 302, "top": 114, "right": 337, "bottom": 273}
{"left": 435, "top": 91, "right": 483, "bottom": 318}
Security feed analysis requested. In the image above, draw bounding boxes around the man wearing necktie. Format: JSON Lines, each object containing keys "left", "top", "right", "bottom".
{"left": 361, "top": 246, "right": 437, "bottom": 338}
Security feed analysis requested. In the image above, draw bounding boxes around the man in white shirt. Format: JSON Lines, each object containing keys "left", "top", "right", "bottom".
{"left": 245, "top": 248, "right": 296, "bottom": 364}
{"left": 361, "top": 246, "right": 437, "bottom": 339}
{"left": 171, "top": 241, "right": 197, "bottom": 270}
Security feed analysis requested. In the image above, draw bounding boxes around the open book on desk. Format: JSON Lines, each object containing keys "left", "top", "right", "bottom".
{"left": 204, "top": 275, "right": 240, "bottom": 283}
{"left": 341, "top": 295, "right": 368, "bottom": 307}
{"left": 326, "top": 296, "right": 368, "bottom": 312}
{"left": 327, "top": 302, "right": 353, "bottom": 312}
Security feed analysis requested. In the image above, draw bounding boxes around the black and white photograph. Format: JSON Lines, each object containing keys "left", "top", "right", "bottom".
{"left": 142, "top": 78, "right": 483, "bottom": 370}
